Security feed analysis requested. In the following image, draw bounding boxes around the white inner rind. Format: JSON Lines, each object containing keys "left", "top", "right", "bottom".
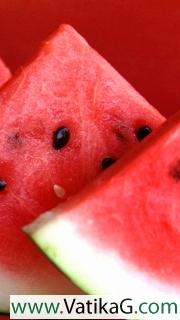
{"left": 29, "top": 211, "right": 180, "bottom": 299}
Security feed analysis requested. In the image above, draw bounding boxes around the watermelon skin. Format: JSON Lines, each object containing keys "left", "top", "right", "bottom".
{"left": 26, "top": 110, "right": 180, "bottom": 297}
{"left": 0, "top": 0, "right": 180, "bottom": 117}
{"left": 0, "top": 25, "right": 164, "bottom": 312}
{"left": 0, "top": 58, "right": 11, "bottom": 87}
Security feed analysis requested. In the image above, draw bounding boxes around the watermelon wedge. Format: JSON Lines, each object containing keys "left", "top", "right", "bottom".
{"left": 25, "top": 110, "right": 180, "bottom": 297}
{"left": 0, "top": 0, "right": 180, "bottom": 117}
{"left": 0, "top": 24, "right": 164, "bottom": 312}
{"left": 0, "top": 58, "right": 11, "bottom": 87}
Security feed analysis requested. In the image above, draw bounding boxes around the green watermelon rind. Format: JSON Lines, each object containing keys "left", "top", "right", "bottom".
{"left": 25, "top": 207, "right": 180, "bottom": 300}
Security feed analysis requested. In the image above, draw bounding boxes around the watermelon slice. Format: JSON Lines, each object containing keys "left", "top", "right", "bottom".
{"left": 26, "top": 110, "right": 180, "bottom": 297}
{"left": 0, "top": 58, "right": 11, "bottom": 87}
{"left": 0, "top": 0, "right": 180, "bottom": 117}
{"left": 0, "top": 25, "right": 164, "bottom": 312}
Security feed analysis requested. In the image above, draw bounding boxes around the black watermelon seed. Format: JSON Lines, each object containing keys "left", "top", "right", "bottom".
{"left": 0, "top": 180, "right": 6, "bottom": 191}
{"left": 136, "top": 126, "right": 152, "bottom": 141}
{"left": 102, "top": 157, "right": 116, "bottom": 170}
{"left": 53, "top": 127, "right": 70, "bottom": 150}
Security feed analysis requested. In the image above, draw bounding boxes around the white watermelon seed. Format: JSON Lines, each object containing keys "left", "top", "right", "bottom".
{"left": 53, "top": 184, "right": 66, "bottom": 198}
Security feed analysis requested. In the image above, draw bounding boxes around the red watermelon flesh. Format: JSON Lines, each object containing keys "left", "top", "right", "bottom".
{"left": 0, "top": 0, "right": 180, "bottom": 117}
{"left": 0, "top": 58, "right": 11, "bottom": 87}
{"left": 0, "top": 25, "right": 164, "bottom": 311}
{"left": 26, "top": 110, "right": 180, "bottom": 297}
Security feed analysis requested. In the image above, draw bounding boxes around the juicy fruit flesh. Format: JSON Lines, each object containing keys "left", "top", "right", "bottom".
{"left": 26, "top": 111, "right": 180, "bottom": 295}
{"left": 0, "top": 24, "right": 164, "bottom": 311}
{"left": 0, "top": 58, "right": 11, "bottom": 87}
{"left": 0, "top": 1, "right": 179, "bottom": 117}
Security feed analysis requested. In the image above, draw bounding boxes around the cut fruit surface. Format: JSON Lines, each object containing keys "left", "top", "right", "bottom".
{"left": 0, "top": 25, "right": 164, "bottom": 312}
{"left": 0, "top": 58, "right": 11, "bottom": 87}
{"left": 0, "top": 1, "right": 180, "bottom": 116}
{"left": 26, "top": 110, "right": 180, "bottom": 297}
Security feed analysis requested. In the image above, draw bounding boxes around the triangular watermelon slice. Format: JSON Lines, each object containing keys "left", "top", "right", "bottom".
{"left": 0, "top": 25, "right": 164, "bottom": 312}
{"left": 0, "top": 58, "right": 11, "bottom": 87}
{"left": 26, "top": 110, "right": 180, "bottom": 297}
{"left": 0, "top": 1, "right": 179, "bottom": 117}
